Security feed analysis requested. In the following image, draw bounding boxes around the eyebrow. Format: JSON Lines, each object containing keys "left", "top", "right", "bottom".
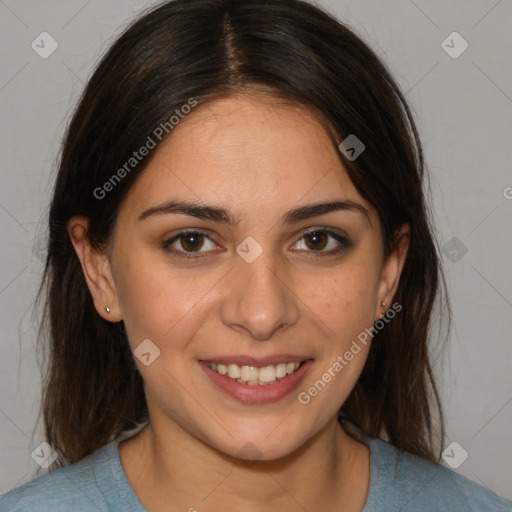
{"left": 137, "top": 199, "right": 369, "bottom": 225}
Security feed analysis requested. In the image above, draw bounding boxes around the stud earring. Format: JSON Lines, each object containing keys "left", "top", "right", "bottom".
{"left": 381, "top": 301, "right": 387, "bottom": 317}
{"left": 105, "top": 306, "right": 110, "bottom": 313}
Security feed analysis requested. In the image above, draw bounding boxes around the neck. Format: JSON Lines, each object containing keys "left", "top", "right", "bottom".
{"left": 119, "top": 416, "right": 369, "bottom": 512}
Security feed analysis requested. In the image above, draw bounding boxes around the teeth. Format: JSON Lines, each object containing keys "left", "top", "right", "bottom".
{"left": 208, "top": 361, "right": 302, "bottom": 385}
{"left": 227, "top": 364, "right": 241, "bottom": 379}
{"left": 240, "top": 366, "right": 258, "bottom": 382}
{"left": 276, "top": 363, "right": 287, "bottom": 378}
{"left": 259, "top": 365, "right": 276, "bottom": 382}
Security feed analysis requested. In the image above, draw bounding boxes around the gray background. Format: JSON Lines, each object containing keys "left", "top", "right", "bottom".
{"left": 1, "top": 0, "right": 511, "bottom": 501}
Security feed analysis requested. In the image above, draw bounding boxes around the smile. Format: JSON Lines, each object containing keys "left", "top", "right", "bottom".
{"left": 199, "top": 358, "right": 314, "bottom": 404}
{"left": 204, "top": 361, "right": 302, "bottom": 385}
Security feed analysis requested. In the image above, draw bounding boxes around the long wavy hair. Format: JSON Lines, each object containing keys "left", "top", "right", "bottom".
{"left": 37, "top": 0, "right": 449, "bottom": 468}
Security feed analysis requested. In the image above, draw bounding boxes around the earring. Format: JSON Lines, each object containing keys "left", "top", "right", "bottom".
{"left": 381, "top": 301, "right": 387, "bottom": 317}
{"left": 105, "top": 306, "right": 110, "bottom": 313}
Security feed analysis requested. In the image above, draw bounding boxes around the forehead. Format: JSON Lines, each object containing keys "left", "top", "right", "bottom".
{"left": 119, "top": 93, "right": 374, "bottom": 223}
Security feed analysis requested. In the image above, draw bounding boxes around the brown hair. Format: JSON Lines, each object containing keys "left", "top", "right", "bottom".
{"left": 38, "top": 0, "right": 448, "bottom": 468}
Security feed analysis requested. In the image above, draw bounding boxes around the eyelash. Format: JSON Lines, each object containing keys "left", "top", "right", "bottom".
{"left": 162, "top": 228, "right": 353, "bottom": 260}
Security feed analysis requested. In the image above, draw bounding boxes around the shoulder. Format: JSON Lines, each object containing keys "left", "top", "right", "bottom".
{"left": 364, "top": 437, "right": 512, "bottom": 512}
{"left": 0, "top": 443, "right": 116, "bottom": 512}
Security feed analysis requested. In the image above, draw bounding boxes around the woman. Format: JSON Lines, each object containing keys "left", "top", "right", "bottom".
{"left": 1, "top": 0, "right": 510, "bottom": 510}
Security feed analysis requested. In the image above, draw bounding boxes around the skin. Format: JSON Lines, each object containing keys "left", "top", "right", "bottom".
{"left": 68, "top": 93, "right": 409, "bottom": 511}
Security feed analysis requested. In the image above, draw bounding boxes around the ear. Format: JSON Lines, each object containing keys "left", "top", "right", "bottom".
{"left": 375, "top": 223, "right": 410, "bottom": 320}
{"left": 67, "top": 216, "right": 123, "bottom": 322}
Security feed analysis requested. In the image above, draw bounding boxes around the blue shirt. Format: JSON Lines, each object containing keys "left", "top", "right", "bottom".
{"left": 1, "top": 436, "right": 511, "bottom": 511}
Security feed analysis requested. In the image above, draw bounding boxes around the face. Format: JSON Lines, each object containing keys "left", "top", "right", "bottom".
{"left": 72, "top": 93, "right": 407, "bottom": 461}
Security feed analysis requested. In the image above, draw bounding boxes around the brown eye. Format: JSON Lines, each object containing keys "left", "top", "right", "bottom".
{"left": 163, "top": 230, "right": 218, "bottom": 259}
{"left": 179, "top": 232, "right": 205, "bottom": 252}
{"left": 291, "top": 229, "right": 353, "bottom": 257}
{"left": 303, "top": 231, "right": 328, "bottom": 251}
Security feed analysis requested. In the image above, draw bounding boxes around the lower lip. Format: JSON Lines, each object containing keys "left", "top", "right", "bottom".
{"left": 199, "top": 360, "right": 314, "bottom": 404}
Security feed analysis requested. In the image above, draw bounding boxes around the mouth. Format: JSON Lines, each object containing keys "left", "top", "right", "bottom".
{"left": 199, "top": 357, "right": 314, "bottom": 404}
{"left": 204, "top": 361, "right": 303, "bottom": 385}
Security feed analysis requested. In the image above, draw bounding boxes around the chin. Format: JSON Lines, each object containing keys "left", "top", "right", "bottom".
{"left": 200, "top": 418, "right": 313, "bottom": 463}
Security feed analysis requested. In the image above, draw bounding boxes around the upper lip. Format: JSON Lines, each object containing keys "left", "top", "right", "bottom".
{"left": 199, "top": 355, "right": 312, "bottom": 367}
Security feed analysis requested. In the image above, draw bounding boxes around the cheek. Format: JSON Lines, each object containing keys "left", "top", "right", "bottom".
{"left": 113, "top": 249, "right": 220, "bottom": 350}
{"left": 300, "top": 263, "right": 380, "bottom": 342}
{"left": 295, "top": 268, "right": 379, "bottom": 424}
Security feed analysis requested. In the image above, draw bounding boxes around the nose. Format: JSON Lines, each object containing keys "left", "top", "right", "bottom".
{"left": 220, "top": 248, "right": 301, "bottom": 341}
